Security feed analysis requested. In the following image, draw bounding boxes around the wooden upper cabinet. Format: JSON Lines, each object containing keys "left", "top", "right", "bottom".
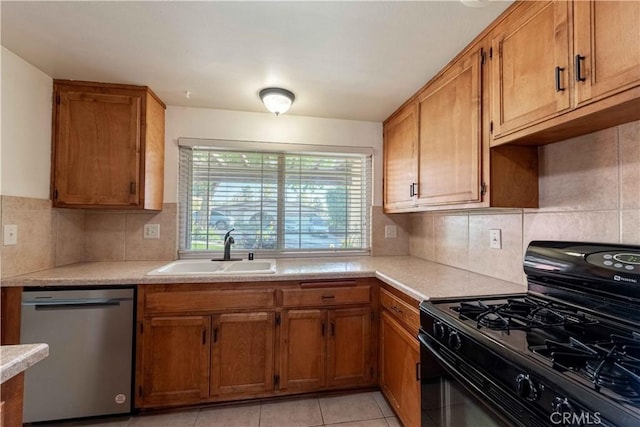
{"left": 573, "top": 1, "right": 640, "bottom": 107}
{"left": 52, "top": 80, "right": 165, "bottom": 210}
{"left": 491, "top": 1, "right": 571, "bottom": 138}
{"left": 417, "top": 49, "right": 482, "bottom": 206}
{"left": 383, "top": 103, "right": 418, "bottom": 211}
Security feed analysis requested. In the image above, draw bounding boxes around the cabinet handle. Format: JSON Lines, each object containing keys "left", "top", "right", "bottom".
{"left": 129, "top": 181, "right": 136, "bottom": 194}
{"left": 331, "top": 322, "right": 335, "bottom": 337}
{"left": 321, "top": 295, "right": 335, "bottom": 301}
{"left": 416, "top": 362, "right": 421, "bottom": 381}
{"left": 409, "top": 183, "right": 419, "bottom": 197}
{"left": 390, "top": 305, "right": 403, "bottom": 315}
{"left": 555, "top": 66, "right": 565, "bottom": 92}
{"left": 202, "top": 329, "right": 207, "bottom": 345}
{"left": 575, "top": 55, "right": 586, "bottom": 82}
{"left": 321, "top": 322, "right": 325, "bottom": 337}
{"left": 213, "top": 328, "right": 218, "bottom": 343}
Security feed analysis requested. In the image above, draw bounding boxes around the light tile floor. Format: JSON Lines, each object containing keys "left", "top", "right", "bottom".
{"left": 48, "top": 391, "right": 400, "bottom": 427}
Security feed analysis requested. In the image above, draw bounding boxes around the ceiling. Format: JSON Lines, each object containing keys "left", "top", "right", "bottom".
{"left": 1, "top": 1, "right": 512, "bottom": 122}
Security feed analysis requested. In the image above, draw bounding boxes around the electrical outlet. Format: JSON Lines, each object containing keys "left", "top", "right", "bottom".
{"left": 143, "top": 224, "right": 160, "bottom": 239}
{"left": 384, "top": 225, "right": 397, "bottom": 239}
{"left": 3, "top": 224, "right": 18, "bottom": 246}
{"left": 489, "top": 229, "right": 502, "bottom": 249}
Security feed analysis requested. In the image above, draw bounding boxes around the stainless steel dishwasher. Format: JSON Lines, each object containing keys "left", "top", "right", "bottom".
{"left": 20, "top": 287, "right": 134, "bottom": 423}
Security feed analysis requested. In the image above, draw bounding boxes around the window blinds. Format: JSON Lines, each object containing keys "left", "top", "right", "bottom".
{"left": 178, "top": 144, "right": 372, "bottom": 256}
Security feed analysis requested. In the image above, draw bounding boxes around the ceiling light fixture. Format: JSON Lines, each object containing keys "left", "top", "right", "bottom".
{"left": 259, "top": 87, "right": 295, "bottom": 116}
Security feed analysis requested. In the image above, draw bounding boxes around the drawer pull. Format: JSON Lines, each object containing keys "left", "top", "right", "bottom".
{"left": 390, "top": 305, "right": 403, "bottom": 314}
{"left": 321, "top": 295, "right": 335, "bottom": 300}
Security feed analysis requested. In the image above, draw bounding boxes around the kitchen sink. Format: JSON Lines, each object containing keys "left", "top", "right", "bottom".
{"left": 147, "top": 259, "right": 276, "bottom": 275}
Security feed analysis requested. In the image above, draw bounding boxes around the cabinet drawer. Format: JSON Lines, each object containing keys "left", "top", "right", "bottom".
{"left": 380, "top": 288, "right": 419, "bottom": 333}
{"left": 145, "top": 289, "right": 275, "bottom": 313}
{"left": 281, "top": 286, "right": 370, "bottom": 307}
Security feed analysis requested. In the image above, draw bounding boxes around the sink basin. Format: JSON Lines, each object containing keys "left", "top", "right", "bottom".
{"left": 223, "top": 261, "right": 274, "bottom": 273}
{"left": 147, "top": 259, "right": 276, "bottom": 276}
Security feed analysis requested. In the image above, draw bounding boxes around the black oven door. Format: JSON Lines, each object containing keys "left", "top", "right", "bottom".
{"left": 418, "top": 330, "right": 525, "bottom": 427}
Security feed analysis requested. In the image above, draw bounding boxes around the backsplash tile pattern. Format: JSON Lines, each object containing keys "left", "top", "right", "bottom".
{"left": 370, "top": 206, "right": 410, "bottom": 256}
{"left": 619, "top": 120, "right": 640, "bottom": 210}
{"left": 434, "top": 214, "right": 469, "bottom": 271}
{"left": 124, "top": 204, "right": 178, "bottom": 261}
{"left": 1, "top": 196, "right": 68, "bottom": 278}
{"left": 0, "top": 198, "right": 178, "bottom": 279}
{"left": 468, "top": 212, "right": 523, "bottom": 284}
{"left": 537, "top": 126, "right": 618, "bottom": 211}
{"left": 55, "top": 210, "right": 85, "bottom": 266}
{"left": 84, "top": 213, "right": 127, "bottom": 261}
{"left": 406, "top": 120, "right": 640, "bottom": 284}
{"left": 82, "top": 205, "right": 178, "bottom": 262}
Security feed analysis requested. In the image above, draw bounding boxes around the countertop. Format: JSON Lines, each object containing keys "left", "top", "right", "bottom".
{"left": 0, "top": 344, "right": 49, "bottom": 384}
{"left": 0, "top": 256, "right": 526, "bottom": 302}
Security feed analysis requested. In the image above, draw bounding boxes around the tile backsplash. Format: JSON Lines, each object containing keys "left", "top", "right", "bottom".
{"left": 406, "top": 120, "right": 640, "bottom": 284}
{"left": 0, "top": 198, "right": 178, "bottom": 278}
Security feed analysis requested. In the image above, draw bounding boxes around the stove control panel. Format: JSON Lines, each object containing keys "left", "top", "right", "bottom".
{"left": 586, "top": 251, "right": 640, "bottom": 272}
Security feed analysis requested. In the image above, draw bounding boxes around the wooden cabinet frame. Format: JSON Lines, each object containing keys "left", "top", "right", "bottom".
{"left": 52, "top": 80, "right": 165, "bottom": 210}
{"left": 136, "top": 279, "right": 378, "bottom": 409}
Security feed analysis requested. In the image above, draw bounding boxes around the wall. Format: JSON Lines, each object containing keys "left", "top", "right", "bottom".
{"left": 164, "top": 106, "right": 383, "bottom": 204}
{"left": 1, "top": 47, "right": 52, "bottom": 198}
{"left": 407, "top": 120, "right": 640, "bottom": 284}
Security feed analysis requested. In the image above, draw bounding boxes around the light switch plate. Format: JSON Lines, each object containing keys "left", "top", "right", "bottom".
{"left": 143, "top": 224, "right": 160, "bottom": 239}
{"left": 384, "top": 225, "right": 397, "bottom": 239}
{"left": 3, "top": 224, "right": 18, "bottom": 246}
{"left": 489, "top": 229, "right": 502, "bottom": 249}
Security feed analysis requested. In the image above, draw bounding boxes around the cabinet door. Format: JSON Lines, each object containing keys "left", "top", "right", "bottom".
{"left": 327, "top": 307, "right": 373, "bottom": 387}
{"left": 54, "top": 91, "right": 141, "bottom": 206}
{"left": 383, "top": 103, "right": 418, "bottom": 211}
{"left": 210, "top": 312, "right": 275, "bottom": 396}
{"left": 280, "top": 310, "right": 326, "bottom": 391}
{"left": 491, "top": 1, "right": 571, "bottom": 137}
{"left": 417, "top": 49, "right": 482, "bottom": 206}
{"left": 574, "top": 1, "right": 640, "bottom": 107}
{"left": 379, "top": 311, "right": 420, "bottom": 427}
{"left": 141, "top": 316, "right": 210, "bottom": 406}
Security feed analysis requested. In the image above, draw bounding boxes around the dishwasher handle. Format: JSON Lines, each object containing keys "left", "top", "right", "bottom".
{"left": 22, "top": 298, "right": 128, "bottom": 310}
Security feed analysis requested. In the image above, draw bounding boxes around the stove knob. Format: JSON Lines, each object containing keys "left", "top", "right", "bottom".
{"left": 433, "top": 321, "right": 446, "bottom": 339}
{"left": 552, "top": 397, "right": 574, "bottom": 416}
{"left": 515, "top": 374, "right": 539, "bottom": 402}
{"left": 447, "top": 330, "right": 462, "bottom": 350}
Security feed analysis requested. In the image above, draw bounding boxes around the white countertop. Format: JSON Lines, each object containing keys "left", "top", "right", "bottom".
{"left": 0, "top": 344, "right": 49, "bottom": 384}
{"left": 0, "top": 256, "right": 526, "bottom": 302}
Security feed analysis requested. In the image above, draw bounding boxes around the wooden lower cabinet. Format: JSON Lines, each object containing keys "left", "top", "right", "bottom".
{"left": 280, "top": 309, "right": 326, "bottom": 391}
{"left": 327, "top": 307, "right": 372, "bottom": 387}
{"left": 136, "top": 281, "right": 376, "bottom": 409}
{"left": 211, "top": 312, "right": 274, "bottom": 396}
{"left": 380, "top": 311, "right": 421, "bottom": 427}
{"left": 141, "top": 316, "right": 211, "bottom": 406}
{"left": 280, "top": 307, "right": 374, "bottom": 392}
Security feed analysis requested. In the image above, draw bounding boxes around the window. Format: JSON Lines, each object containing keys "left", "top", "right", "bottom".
{"left": 178, "top": 139, "right": 372, "bottom": 257}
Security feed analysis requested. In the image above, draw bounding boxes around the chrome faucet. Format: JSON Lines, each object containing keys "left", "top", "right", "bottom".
{"left": 223, "top": 229, "right": 235, "bottom": 261}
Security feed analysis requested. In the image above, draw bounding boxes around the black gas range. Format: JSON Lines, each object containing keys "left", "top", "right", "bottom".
{"left": 419, "top": 241, "right": 640, "bottom": 427}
